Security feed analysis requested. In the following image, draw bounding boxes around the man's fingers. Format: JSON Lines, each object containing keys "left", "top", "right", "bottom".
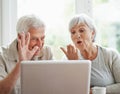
{"left": 17, "top": 36, "right": 22, "bottom": 51}
{"left": 25, "top": 32, "right": 30, "bottom": 45}
{"left": 31, "top": 46, "right": 39, "bottom": 55}
{"left": 18, "top": 32, "right": 25, "bottom": 47}
{"left": 76, "top": 48, "right": 78, "bottom": 54}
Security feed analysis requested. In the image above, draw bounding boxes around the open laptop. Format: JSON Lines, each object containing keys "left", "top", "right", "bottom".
{"left": 21, "top": 60, "right": 91, "bottom": 94}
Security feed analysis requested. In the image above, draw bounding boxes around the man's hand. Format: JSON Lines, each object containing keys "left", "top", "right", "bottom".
{"left": 60, "top": 44, "right": 79, "bottom": 60}
{"left": 18, "top": 32, "right": 39, "bottom": 61}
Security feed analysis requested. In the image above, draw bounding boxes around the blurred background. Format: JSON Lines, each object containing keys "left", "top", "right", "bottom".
{"left": 0, "top": 0, "right": 120, "bottom": 59}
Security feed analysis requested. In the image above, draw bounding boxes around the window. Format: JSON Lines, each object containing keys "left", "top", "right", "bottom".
{"left": 93, "top": 0, "right": 120, "bottom": 52}
{"left": 0, "top": 0, "right": 17, "bottom": 46}
{"left": 17, "top": 0, "right": 75, "bottom": 59}
{"left": 2, "top": 0, "right": 119, "bottom": 59}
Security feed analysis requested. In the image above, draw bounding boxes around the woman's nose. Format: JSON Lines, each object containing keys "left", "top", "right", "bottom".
{"left": 76, "top": 33, "right": 80, "bottom": 38}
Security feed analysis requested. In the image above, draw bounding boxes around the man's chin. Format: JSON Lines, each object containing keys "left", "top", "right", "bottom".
{"left": 32, "top": 53, "right": 40, "bottom": 60}
{"left": 34, "top": 52, "right": 40, "bottom": 56}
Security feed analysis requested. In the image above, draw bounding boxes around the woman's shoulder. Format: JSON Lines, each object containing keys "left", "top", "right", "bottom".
{"left": 97, "top": 45, "right": 119, "bottom": 55}
{"left": 97, "top": 45, "right": 120, "bottom": 66}
{"left": 97, "top": 45, "right": 120, "bottom": 69}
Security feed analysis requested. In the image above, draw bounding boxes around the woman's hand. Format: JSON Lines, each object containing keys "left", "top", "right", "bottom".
{"left": 17, "top": 32, "right": 39, "bottom": 61}
{"left": 60, "top": 44, "right": 79, "bottom": 60}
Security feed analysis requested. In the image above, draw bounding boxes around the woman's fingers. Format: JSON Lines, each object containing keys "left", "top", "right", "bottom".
{"left": 67, "top": 44, "right": 76, "bottom": 54}
{"left": 61, "top": 45, "right": 79, "bottom": 60}
{"left": 60, "top": 47, "right": 67, "bottom": 56}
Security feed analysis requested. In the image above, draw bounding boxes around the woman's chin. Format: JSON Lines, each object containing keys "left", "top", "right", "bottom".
{"left": 76, "top": 44, "right": 83, "bottom": 48}
{"left": 77, "top": 46, "right": 84, "bottom": 51}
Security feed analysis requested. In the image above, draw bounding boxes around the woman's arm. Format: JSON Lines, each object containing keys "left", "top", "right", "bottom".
{"left": 106, "top": 84, "right": 120, "bottom": 93}
{"left": 106, "top": 50, "right": 120, "bottom": 94}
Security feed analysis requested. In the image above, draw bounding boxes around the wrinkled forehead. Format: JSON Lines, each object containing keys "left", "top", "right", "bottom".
{"left": 28, "top": 27, "right": 45, "bottom": 35}
{"left": 70, "top": 23, "right": 89, "bottom": 31}
{"left": 69, "top": 16, "right": 92, "bottom": 31}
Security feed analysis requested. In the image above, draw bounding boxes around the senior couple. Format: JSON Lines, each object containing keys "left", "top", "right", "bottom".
{"left": 0, "top": 14, "right": 120, "bottom": 94}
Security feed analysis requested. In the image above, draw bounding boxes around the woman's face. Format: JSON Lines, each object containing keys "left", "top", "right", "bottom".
{"left": 70, "top": 23, "right": 95, "bottom": 50}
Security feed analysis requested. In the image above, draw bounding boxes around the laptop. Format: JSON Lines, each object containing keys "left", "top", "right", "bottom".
{"left": 21, "top": 60, "right": 91, "bottom": 94}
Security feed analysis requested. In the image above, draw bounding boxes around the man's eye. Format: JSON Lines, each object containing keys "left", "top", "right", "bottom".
{"left": 31, "top": 38, "right": 37, "bottom": 41}
{"left": 41, "top": 38, "right": 44, "bottom": 41}
{"left": 41, "top": 36, "right": 45, "bottom": 41}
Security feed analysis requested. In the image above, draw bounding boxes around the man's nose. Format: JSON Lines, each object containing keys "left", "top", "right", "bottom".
{"left": 36, "top": 38, "right": 43, "bottom": 47}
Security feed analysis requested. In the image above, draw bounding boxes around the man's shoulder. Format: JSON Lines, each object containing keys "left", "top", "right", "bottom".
{"left": 0, "top": 45, "right": 9, "bottom": 54}
{"left": 42, "top": 45, "right": 52, "bottom": 52}
{"left": 0, "top": 39, "right": 18, "bottom": 60}
{"left": 41, "top": 45, "right": 53, "bottom": 60}
{"left": 0, "top": 39, "right": 17, "bottom": 52}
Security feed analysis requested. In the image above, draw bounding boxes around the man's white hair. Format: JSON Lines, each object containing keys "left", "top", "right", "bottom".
{"left": 16, "top": 15, "right": 45, "bottom": 33}
{"left": 69, "top": 13, "right": 97, "bottom": 42}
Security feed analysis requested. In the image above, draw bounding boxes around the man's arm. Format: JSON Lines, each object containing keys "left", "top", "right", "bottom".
{"left": 0, "top": 62, "right": 20, "bottom": 94}
{"left": 0, "top": 32, "right": 39, "bottom": 94}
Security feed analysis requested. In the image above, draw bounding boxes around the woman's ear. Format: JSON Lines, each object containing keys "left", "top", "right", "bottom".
{"left": 91, "top": 30, "right": 95, "bottom": 42}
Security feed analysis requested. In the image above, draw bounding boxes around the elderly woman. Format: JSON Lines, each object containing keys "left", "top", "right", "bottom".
{"left": 61, "top": 14, "right": 120, "bottom": 94}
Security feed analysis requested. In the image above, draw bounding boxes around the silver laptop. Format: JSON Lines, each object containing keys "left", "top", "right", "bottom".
{"left": 21, "top": 60, "right": 91, "bottom": 94}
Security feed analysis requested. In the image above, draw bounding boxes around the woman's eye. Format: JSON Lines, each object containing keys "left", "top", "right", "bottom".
{"left": 79, "top": 29, "right": 84, "bottom": 32}
{"left": 71, "top": 31, "right": 76, "bottom": 34}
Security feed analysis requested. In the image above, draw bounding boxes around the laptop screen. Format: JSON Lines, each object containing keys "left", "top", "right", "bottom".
{"left": 21, "top": 60, "right": 91, "bottom": 94}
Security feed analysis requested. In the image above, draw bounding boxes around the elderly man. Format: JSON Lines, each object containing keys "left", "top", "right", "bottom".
{"left": 0, "top": 15, "right": 53, "bottom": 94}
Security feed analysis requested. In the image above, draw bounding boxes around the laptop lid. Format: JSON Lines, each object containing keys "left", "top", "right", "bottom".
{"left": 21, "top": 60, "right": 91, "bottom": 94}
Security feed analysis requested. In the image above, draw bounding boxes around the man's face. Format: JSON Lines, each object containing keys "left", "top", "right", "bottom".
{"left": 28, "top": 27, "right": 45, "bottom": 55}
